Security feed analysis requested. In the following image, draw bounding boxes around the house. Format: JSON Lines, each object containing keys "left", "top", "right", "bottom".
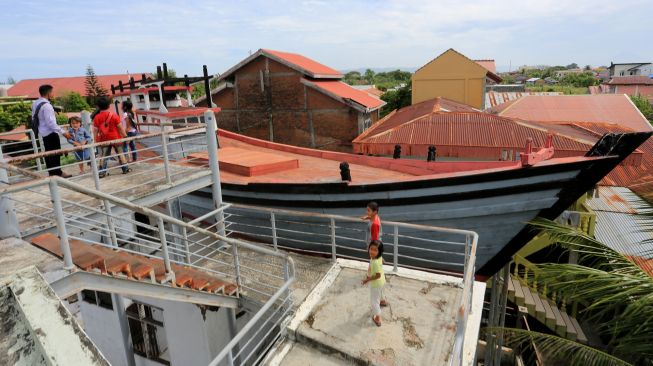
{"left": 514, "top": 75, "right": 529, "bottom": 84}
{"left": 605, "top": 76, "right": 653, "bottom": 103}
{"left": 484, "top": 91, "right": 562, "bottom": 109}
{"left": 554, "top": 69, "right": 585, "bottom": 78}
{"left": 544, "top": 77, "right": 559, "bottom": 84}
{"left": 351, "top": 84, "right": 384, "bottom": 98}
{"left": 411, "top": 49, "right": 502, "bottom": 109}
{"left": 491, "top": 94, "right": 653, "bottom": 132}
{"left": 8, "top": 74, "right": 141, "bottom": 99}
{"left": 525, "top": 77, "right": 544, "bottom": 85}
{"left": 197, "top": 49, "right": 384, "bottom": 151}
{"left": 609, "top": 62, "right": 653, "bottom": 77}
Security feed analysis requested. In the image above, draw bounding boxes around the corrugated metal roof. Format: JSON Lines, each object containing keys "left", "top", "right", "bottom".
{"left": 301, "top": 79, "right": 385, "bottom": 111}
{"left": 355, "top": 112, "right": 593, "bottom": 151}
{"left": 492, "top": 94, "right": 653, "bottom": 132}
{"left": 485, "top": 91, "right": 562, "bottom": 109}
{"left": 607, "top": 76, "right": 653, "bottom": 85}
{"left": 263, "top": 49, "right": 343, "bottom": 78}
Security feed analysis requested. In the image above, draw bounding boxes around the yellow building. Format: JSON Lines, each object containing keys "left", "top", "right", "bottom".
{"left": 412, "top": 49, "right": 501, "bottom": 109}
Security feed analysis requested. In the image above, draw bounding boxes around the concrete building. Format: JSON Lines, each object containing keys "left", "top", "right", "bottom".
{"left": 411, "top": 49, "right": 502, "bottom": 109}
{"left": 609, "top": 62, "right": 653, "bottom": 77}
{"left": 197, "top": 49, "right": 384, "bottom": 152}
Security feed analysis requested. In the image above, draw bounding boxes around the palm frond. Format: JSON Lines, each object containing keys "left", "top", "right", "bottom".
{"left": 488, "top": 327, "right": 633, "bottom": 366}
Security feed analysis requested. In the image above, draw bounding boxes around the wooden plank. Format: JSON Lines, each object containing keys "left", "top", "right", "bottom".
{"left": 560, "top": 310, "right": 578, "bottom": 341}
{"left": 569, "top": 316, "right": 588, "bottom": 344}
{"left": 540, "top": 294, "right": 557, "bottom": 329}
{"left": 547, "top": 299, "right": 567, "bottom": 336}
{"left": 519, "top": 280, "right": 536, "bottom": 315}
{"left": 511, "top": 277, "right": 525, "bottom": 307}
{"left": 526, "top": 286, "right": 546, "bottom": 323}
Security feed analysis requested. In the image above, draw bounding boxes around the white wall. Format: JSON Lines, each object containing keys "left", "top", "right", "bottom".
{"left": 80, "top": 299, "right": 128, "bottom": 366}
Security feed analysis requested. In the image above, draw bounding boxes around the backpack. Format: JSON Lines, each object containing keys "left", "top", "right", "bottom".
{"left": 30, "top": 101, "right": 48, "bottom": 138}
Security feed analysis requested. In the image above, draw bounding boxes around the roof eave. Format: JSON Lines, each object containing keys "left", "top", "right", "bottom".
{"left": 300, "top": 79, "right": 384, "bottom": 113}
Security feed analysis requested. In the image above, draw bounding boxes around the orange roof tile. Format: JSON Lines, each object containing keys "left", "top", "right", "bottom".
{"left": 8, "top": 73, "right": 146, "bottom": 99}
{"left": 301, "top": 79, "right": 385, "bottom": 111}
{"left": 474, "top": 59, "right": 497, "bottom": 74}
{"left": 493, "top": 94, "right": 653, "bottom": 132}
{"left": 30, "top": 232, "right": 237, "bottom": 296}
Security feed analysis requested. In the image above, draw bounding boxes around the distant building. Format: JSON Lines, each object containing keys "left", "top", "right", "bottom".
{"left": 544, "top": 77, "right": 559, "bottom": 84}
{"left": 485, "top": 91, "right": 562, "bottom": 109}
{"left": 525, "top": 77, "right": 544, "bottom": 85}
{"left": 554, "top": 69, "right": 586, "bottom": 78}
{"left": 491, "top": 94, "right": 652, "bottom": 132}
{"left": 514, "top": 75, "right": 529, "bottom": 84}
{"left": 411, "top": 49, "right": 502, "bottom": 109}
{"left": 606, "top": 76, "right": 653, "bottom": 103}
{"left": 8, "top": 74, "right": 142, "bottom": 99}
{"left": 197, "top": 49, "right": 384, "bottom": 151}
{"left": 350, "top": 84, "right": 384, "bottom": 98}
{"left": 609, "top": 62, "right": 653, "bottom": 77}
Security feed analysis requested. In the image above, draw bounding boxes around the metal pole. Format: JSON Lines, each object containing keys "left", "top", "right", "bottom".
{"left": 226, "top": 308, "right": 240, "bottom": 365}
{"left": 393, "top": 225, "right": 399, "bottom": 272}
{"left": 330, "top": 218, "right": 336, "bottom": 262}
{"left": 231, "top": 242, "right": 242, "bottom": 294}
{"left": 27, "top": 130, "right": 42, "bottom": 171}
{"left": 270, "top": 212, "right": 278, "bottom": 250}
{"left": 161, "top": 131, "right": 172, "bottom": 184}
{"left": 204, "top": 110, "right": 226, "bottom": 238}
{"left": 48, "top": 180, "right": 74, "bottom": 270}
{"left": 182, "top": 226, "right": 191, "bottom": 264}
{"left": 157, "top": 217, "right": 173, "bottom": 277}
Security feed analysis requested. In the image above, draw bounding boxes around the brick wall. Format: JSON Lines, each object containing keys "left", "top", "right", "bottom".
{"left": 199, "top": 55, "right": 366, "bottom": 152}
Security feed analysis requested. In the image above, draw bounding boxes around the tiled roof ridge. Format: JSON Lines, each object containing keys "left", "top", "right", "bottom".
{"left": 15, "top": 73, "right": 142, "bottom": 82}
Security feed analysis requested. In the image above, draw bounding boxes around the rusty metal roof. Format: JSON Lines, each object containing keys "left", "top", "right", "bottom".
{"left": 301, "top": 79, "right": 385, "bottom": 111}
{"left": 492, "top": 94, "right": 653, "bottom": 132}
{"left": 485, "top": 91, "right": 562, "bottom": 109}
{"left": 607, "top": 76, "right": 653, "bottom": 85}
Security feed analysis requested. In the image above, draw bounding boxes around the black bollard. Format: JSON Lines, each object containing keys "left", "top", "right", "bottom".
{"left": 339, "top": 162, "right": 352, "bottom": 181}
{"left": 427, "top": 145, "right": 436, "bottom": 162}
{"left": 393, "top": 145, "right": 401, "bottom": 159}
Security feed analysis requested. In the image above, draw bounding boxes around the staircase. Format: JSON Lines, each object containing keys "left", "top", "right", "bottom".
{"left": 509, "top": 257, "right": 587, "bottom": 343}
{"left": 30, "top": 232, "right": 238, "bottom": 298}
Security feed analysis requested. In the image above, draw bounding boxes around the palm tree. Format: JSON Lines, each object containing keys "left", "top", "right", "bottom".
{"left": 489, "top": 218, "right": 653, "bottom": 366}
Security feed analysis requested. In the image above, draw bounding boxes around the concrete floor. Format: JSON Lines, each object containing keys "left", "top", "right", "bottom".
{"left": 275, "top": 261, "right": 467, "bottom": 366}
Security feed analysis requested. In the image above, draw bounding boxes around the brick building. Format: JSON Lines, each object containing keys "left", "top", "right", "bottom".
{"left": 198, "top": 49, "right": 384, "bottom": 151}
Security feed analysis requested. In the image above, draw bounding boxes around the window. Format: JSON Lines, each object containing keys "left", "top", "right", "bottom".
{"left": 81, "top": 290, "right": 114, "bottom": 310}
{"left": 126, "top": 302, "right": 170, "bottom": 365}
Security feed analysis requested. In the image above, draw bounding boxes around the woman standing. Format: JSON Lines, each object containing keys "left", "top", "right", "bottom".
{"left": 121, "top": 100, "right": 139, "bottom": 162}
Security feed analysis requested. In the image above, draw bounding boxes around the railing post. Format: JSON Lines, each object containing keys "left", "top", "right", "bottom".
{"left": 160, "top": 131, "right": 172, "bottom": 184}
{"left": 231, "top": 242, "right": 242, "bottom": 293}
{"left": 27, "top": 130, "right": 43, "bottom": 171}
{"left": 182, "top": 226, "right": 191, "bottom": 264}
{"left": 393, "top": 225, "right": 399, "bottom": 272}
{"left": 49, "top": 180, "right": 74, "bottom": 270}
{"left": 270, "top": 212, "right": 278, "bottom": 251}
{"left": 157, "top": 217, "right": 173, "bottom": 281}
{"left": 204, "top": 110, "right": 226, "bottom": 239}
{"left": 330, "top": 218, "right": 336, "bottom": 262}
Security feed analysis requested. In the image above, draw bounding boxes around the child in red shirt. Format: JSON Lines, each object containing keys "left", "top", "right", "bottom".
{"left": 92, "top": 97, "right": 130, "bottom": 178}
{"left": 361, "top": 201, "right": 382, "bottom": 244}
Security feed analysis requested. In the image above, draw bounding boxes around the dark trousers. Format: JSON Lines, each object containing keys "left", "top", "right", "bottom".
{"left": 42, "top": 132, "right": 63, "bottom": 176}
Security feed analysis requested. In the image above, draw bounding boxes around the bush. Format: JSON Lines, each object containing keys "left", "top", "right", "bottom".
{"left": 0, "top": 102, "right": 32, "bottom": 132}
{"left": 380, "top": 82, "right": 412, "bottom": 117}
{"left": 631, "top": 95, "right": 653, "bottom": 122}
{"left": 56, "top": 113, "right": 69, "bottom": 125}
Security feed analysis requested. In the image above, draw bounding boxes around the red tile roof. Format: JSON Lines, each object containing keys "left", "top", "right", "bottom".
{"left": 31, "top": 232, "right": 237, "bottom": 296}
{"left": 355, "top": 98, "right": 479, "bottom": 142}
{"left": 0, "top": 125, "right": 29, "bottom": 142}
{"left": 301, "top": 79, "right": 385, "bottom": 111}
{"left": 492, "top": 94, "right": 653, "bottom": 132}
{"left": 219, "top": 49, "right": 343, "bottom": 81}
{"left": 8, "top": 74, "right": 142, "bottom": 99}
{"left": 607, "top": 76, "right": 653, "bottom": 85}
{"left": 474, "top": 60, "right": 497, "bottom": 74}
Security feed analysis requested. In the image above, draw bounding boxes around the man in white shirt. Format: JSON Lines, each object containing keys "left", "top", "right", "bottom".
{"left": 32, "top": 85, "right": 72, "bottom": 177}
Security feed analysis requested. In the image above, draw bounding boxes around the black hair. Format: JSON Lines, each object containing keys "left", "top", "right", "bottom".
{"left": 368, "top": 240, "right": 383, "bottom": 259}
{"left": 367, "top": 201, "right": 379, "bottom": 212}
{"left": 96, "top": 96, "right": 111, "bottom": 110}
{"left": 122, "top": 99, "right": 133, "bottom": 112}
{"left": 39, "top": 84, "right": 53, "bottom": 97}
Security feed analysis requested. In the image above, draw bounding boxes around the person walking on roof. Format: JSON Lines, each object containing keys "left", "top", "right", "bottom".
{"left": 31, "top": 85, "right": 72, "bottom": 177}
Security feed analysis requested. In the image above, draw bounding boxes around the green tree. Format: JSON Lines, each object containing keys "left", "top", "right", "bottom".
{"left": 84, "top": 65, "right": 109, "bottom": 107}
{"left": 631, "top": 94, "right": 653, "bottom": 122}
{"left": 191, "top": 78, "right": 219, "bottom": 100}
{"left": 0, "top": 102, "right": 31, "bottom": 132}
{"left": 566, "top": 63, "right": 579, "bottom": 69}
{"left": 6, "top": 76, "right": 15, "bottom": 84}
{"left": 494, "top": 219, "right": 653, "bottom": 366}
{"left": 56, "top": 91, "right": 90, "bottom": 112}
{"left": 343, "top": 71, "right": 363, "bottom": 85}
{"left": 584, "top": 65, "right": 592, "bottom": 71}
{"left": 364, "top": 69, "right": 375, "bottom": 84}
{"left": 560, "top": 72, "right": 598, "bottom": 87}
{"left": 380, "top": 81, "right": 411, "bottom": 117}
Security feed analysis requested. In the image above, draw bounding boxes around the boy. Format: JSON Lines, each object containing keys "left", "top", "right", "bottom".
{"left": 361, "top": 201, "right": 382, "bottom": 245}
{"left": 66, "top": 116, "right": 91, "bottom": 174}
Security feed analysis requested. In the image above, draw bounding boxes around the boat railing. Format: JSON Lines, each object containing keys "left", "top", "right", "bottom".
{"left": 219, "top": 203, "right": 478, "bottom": 366}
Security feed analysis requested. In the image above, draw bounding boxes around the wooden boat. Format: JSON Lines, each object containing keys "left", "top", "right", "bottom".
{"left": 176, "top": 129, "right": 649, "bottom": 276}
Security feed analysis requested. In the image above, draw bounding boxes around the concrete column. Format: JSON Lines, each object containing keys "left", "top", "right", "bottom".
{"left": 113, "top": 294, "right": 136, "bottom": 366}
{"left": 144, "top": 93, "right": 151, "bottom": 110}
{"left": 227, "top": 308, "right": 241, "bottom": 365}
{"left": 157, "top": 85, "right": 168, "bottom": 114}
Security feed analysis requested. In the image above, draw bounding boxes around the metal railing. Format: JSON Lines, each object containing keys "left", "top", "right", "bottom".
{"left": 218, "top": 203, "right": 478, "bottom": 366}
